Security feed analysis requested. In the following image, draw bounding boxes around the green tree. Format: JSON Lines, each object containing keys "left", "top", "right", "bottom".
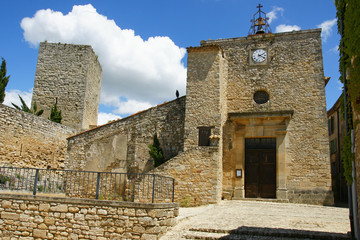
{"left": 148, "top": 133, "right": 165, "bottom": 168}
{"left": 335, "top": 0, "right": 360, "bottom": 112}
{"left": 335, "top": 0, "right": 360, "bottom": 184}
{"left": 12, "top": 95, "right": 44, "bottom": 116}
{"left": 0, "top": 58, "right": 10, "bottom": 103}
{"left": 49, "top": 102, "right": 62, "bottom": 123}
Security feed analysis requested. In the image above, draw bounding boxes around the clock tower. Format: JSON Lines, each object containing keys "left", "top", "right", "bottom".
{"left": 184, "top": 5, "right": 333, "bottom": 204}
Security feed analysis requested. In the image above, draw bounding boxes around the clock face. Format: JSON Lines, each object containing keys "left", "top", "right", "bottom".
{"left": 252, "top": 49, "right": 267, "bottom": 63}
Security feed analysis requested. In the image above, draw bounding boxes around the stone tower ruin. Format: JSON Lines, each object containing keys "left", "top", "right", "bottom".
{"left": 31, "top": 42, "right": 102, "bottom": 131}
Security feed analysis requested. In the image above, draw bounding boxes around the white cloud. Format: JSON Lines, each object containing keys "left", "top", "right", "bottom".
{"left": 275, "top": 24, "right": 301, "bottom": 33}
{"left": 317, "top": 19, "right": 337, "bottom": 42}
{"left": 20, "top": 4, "right": 187, "bottom": 116}
{"left": 97, "top": 112, "right": 122, "bottom": 125}
{"left": 267, "top": 7, "right": 284, "bottom": 24}
{"left": 3, "top": 89, "right": 32, "bottom": 108}
{"left": 329, "top": 45, "right": 339, "bottom": 54}
{"left": 100, "top": 93, "right": 153, "bottom": 115}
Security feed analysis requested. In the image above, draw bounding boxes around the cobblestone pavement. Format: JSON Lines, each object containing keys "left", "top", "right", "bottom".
{"left": 161, "top": 200, "right": 351, "bottom": 239}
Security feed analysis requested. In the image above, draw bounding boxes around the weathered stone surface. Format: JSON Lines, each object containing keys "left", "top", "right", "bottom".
{"left": 0, "top": 195, "right": 178, "bottom": 239}
{"left": 1, "top": 212, "right": 19, "bottom": 220}
{"left": 32, "top": 42, "right": 102, "bottom": 131}
{"left": 44, "top": 217, "right": 55, "bottom": 226}
{"left": 66, "top": 96, "right": 186, "bottom": 174}
{"left": 0, "top": 104, "right": 76, "bottom": 169}
{"left": 39, "top": 203, "right": 50, "bottom": 212}
{"left": 33, "top": 229, "right": 47, "bottom": 238}
{"left": 50, "top": 204, "right": 68, "bottom": 212}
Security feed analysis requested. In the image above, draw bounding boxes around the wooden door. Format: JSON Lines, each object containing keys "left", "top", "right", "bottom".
{"left": 245, "top": 138, "right": 276, "bottom": 198}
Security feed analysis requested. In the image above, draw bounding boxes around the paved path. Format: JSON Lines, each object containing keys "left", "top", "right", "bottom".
{"left": 161, "top": 200, "right": 351, "bottom": 239}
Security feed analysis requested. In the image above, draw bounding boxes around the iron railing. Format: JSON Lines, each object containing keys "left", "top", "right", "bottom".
{"left": 0, "top": 167, "right": 175, "bottom": 203}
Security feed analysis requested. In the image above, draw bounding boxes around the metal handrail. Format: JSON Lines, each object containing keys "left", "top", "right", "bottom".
{"left": 0, "top": 167, "right": 175, "bottom": 203}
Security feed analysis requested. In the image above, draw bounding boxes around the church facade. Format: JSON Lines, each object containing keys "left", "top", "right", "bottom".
{"left": 30, "top": 9, "right": 333, "bottom": 206}
{"left": 185, "top": 29, "right": 332, "bottom": 204}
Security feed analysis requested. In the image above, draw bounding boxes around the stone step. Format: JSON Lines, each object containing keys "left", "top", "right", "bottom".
{"left": 231, "top": 198, "right": 290, "bottom": 203}
{"left": 182, "top": 227, "right": 350, "bottom": 240}
{"left": 183, "top": 231, "right": 309, "bottom": 240}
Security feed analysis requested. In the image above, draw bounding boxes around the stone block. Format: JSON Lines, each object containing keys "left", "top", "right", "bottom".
{"left": 2, "top": 200, "right": 12, "bottom": 208}
{"left": 1, "top": 212, "right": 19, "bottom": 220}
{"left": 140, "top": 233, "right": 157, "bottom": 240}
{"left": 44, "top": 217, "right": 55, "bottom": 226}
{"left": 33, "top": 229, "right": 47, "bottom": 239}
{"left": 68, "top": 207, "right": 80, "bottom": 213}
{"left": 123, "top": 208, "right": 135, "bottom": 216}
{"left": 97, "top": 209, "right": 107, "bottom": 215}
{"left": 138, "top": 217, "right": 156, "bottom": 226}
{"left": 38, "top": 223, "right": 48, "bottom": 230}
{"left": 50, "top": 204, "right": 68, "bottom": 213}
{"left": 133, "top": 225, "right": 145, "bottom": 233}
{"left": 88, "top": 227, "right": 104, "bottom": 236}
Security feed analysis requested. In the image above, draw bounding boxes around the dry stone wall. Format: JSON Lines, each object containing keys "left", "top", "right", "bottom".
{"left": 0, "top": 104, "right": 76, "bottom": 169}
{"left": 0, "top": 194, "right": 178, "bottom": 240}
{"left": 66, "top": 97, "right": 186, "bottom": 174}
{"left": 32, "top": 42, "right": 102, "bottom": 131}
{"left": 150, "top": 147, "right": 222, "bottom": 206}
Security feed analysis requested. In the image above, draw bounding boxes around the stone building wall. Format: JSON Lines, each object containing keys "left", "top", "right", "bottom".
{"left": 149, "top": 147, "right": 221, "bottom": 206}
{"left": 327, "top": 97, "right": 347, "bottom": 203}
{"left": 0, "top": 104, "right": 76, "bottom": 169}
{"left": 183, "top": 46, "right": 224, "bottom": 149}
{"left": 31, "top": 42, "right": 102, "bottom": 131}
{"left": 66, "top": 97, "right": 186, "bottom": 174}
{"left": 0, "top": 194, "right": 178, "bottom": 239}
{"left": 199, "top": 29, "right": 333, "bottom": 205}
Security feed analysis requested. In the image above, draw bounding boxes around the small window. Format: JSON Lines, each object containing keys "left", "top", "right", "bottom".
{"left": 198, "top": 127, "right": 212, "bottom": 146}
{"left": 254, "top": 90, "right": 269, "bottom": 104}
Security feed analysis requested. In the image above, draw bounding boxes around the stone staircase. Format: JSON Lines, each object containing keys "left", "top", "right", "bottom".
{"left": 182, "top": 227, "right": 350, "bottom": 239}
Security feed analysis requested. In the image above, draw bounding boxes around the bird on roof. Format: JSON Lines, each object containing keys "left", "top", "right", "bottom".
{"left": 176, "top": 90, "right": 179, "bottom": 98}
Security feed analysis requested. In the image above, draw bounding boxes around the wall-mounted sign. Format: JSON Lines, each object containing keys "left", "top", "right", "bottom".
{"left": 236, "top": 169, "right": 242, "bottom": 178}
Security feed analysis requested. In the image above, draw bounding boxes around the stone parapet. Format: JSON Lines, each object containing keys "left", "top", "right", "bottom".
{"left": 0, "top": 194, "right": 178, "bottom": 239}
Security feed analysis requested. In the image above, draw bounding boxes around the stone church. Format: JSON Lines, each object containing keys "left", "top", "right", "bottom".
{"left": 29, "top": 6, "right": 333, "bottom": 206}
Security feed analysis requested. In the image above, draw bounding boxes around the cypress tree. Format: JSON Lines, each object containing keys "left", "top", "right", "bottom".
{"left": 0, "top": 58, "right": 10, "bottom": 103}
{"left": 148, "top": 133, "right": 165, "bottom": 167}
{"left": 49, "top": 102, "right": 62, "bottom": 123}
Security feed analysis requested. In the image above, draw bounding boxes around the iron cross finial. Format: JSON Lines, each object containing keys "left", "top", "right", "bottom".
{"left": 257, "top": 4, "right": 263, "bottom": 11}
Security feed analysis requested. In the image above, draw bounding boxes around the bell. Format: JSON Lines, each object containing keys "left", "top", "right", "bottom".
{"left": 256, "top": 25, "right": 265, "bottom": 34}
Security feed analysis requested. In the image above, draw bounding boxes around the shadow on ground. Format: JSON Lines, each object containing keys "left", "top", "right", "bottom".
{"left": 214, "top": 226, "right": 350, "bottom": 239}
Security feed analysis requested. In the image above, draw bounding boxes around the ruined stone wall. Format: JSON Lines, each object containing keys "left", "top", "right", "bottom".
{"left": 203, "top": 29, "right": 333, "bottom": 205}
{"left": 0, "top": 104, "right": 76, "bottom": 169}
{"left": 66, "top": 97, "right": 186, "bottom": 174}
{"left": 150, "top": 147, "right": 221, "bottom": 206}
{"left": 32, "top": 42, "right": 102, "bottom": 131}
{"left": 0, "top": 194, "right": 178, "bottom": 239}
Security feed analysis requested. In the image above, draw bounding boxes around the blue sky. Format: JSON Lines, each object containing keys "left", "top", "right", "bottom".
{"left": 1, "top": 0, "right": 341, "bottom": 124}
